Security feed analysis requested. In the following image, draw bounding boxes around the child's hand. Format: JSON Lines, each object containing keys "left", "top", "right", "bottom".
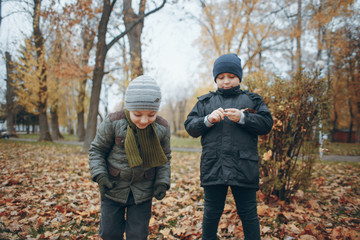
{"left": 154, "top": 184, "right": 167, "bottom": 200}
{"left": 208, "top": 108, "right": 226, "bottom": 124}
{"left": 96, "top": 173, "right": 113, "bottom": 200}
{"left": 224, "top": 108, "right": 243, "bottom": 122}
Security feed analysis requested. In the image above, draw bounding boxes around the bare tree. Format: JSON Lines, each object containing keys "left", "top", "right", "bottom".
{"left": 295, "top": 0, "right": 302, "bottom": 74}
{"left": 196, "top": 0, "right": 280, "bottom": 73}
{"left": 123, "top": 0, "right": 146, "bottom": 78}
{"left": 78, "top": 24, "right": 96, "bottom": 141}
{"left": 49, "top": 30, "right": 64, "bottom": 140}
{"left": 83, "top": 0, "right": 166, "bottom": 151}
{"left": 0, "top": 0, "right": 2, "bottom": 29}
{"left": 33, "top": 0, "right": 52, "bottom": 141}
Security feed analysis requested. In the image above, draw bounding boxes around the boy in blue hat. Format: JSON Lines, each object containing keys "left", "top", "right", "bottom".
{"left": 184, "top": 53, "right": 273, "bottom": 240}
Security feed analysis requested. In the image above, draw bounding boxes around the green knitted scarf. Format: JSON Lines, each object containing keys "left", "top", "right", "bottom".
{"left": 125, "top": 110, "right": 168, "bottom": 168}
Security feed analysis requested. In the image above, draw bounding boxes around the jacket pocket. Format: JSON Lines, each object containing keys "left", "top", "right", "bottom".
{"left": 108, "top": 165, "right": 120, "bottom": 177}
{"left": 115, "top": 136, "right": 125, "bottom": 147}
{"left": 238, "top": 149, "right": 259, "bottom": 161}
{"left": 200, "top": 150, "right": 218, "bottom": 182}
{"left": 144, "top": 168, "right": 155, "bottom": 180}
{"left": 235, "top": 150, "right": 259, "bottom": 185}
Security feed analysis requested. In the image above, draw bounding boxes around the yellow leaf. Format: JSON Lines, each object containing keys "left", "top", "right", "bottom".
{"left": 160, "top": 228, "right": 171, "bottom": 238}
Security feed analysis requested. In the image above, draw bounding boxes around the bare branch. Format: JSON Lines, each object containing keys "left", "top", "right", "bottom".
{"left": 106, "top": 0, "right": 166, "bottom": 51}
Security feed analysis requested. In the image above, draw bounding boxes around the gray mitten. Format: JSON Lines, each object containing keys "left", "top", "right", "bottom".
{"left": 96, "top": 173, "right": 113, "bottom": 200}
{"left": 154, "top": 184, "right": 167, "bottom": 200}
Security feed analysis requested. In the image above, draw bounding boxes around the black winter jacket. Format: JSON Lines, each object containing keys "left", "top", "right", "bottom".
{"left": 184, "top": 86, "right": 273, "bottom": 189}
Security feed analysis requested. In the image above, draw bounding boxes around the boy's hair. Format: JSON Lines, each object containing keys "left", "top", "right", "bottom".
{"left": 213, "top": 53, "right": 243, "bottom": 82}
{"left": 125, "top": 75, "right": 162, "bottom": 111}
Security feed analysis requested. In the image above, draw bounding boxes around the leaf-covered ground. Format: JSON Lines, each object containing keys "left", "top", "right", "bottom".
{"left": 0, "top": 141, "right": 359, "bottom": 239}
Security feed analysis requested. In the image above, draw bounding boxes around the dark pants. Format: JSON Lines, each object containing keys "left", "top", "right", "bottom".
{"left": 99, "top": 192, "right": 152, "bottom": 240}
{"left": 202, "top": 185, "right": 260, "bottom": 240}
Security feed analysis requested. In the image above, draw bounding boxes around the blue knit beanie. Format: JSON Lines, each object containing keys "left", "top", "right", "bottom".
{"left": 213, "top": 53, "right": 243, "bottom": 82}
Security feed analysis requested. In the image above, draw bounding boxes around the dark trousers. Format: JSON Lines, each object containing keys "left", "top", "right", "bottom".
{"left": 99, "top": 192, "right": 152, "bottom": 240}
{"left": 202, "top": 185, "right": 260, "bottom": 240}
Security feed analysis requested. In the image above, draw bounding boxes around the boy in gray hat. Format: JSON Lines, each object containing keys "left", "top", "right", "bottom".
{"left": 89, "top": 75, "right": 171, "bottom": 240}
{"left": 185, "top": 53, "right": 273, "bottom": 240}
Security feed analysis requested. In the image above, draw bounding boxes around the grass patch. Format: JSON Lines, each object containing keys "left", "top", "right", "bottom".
{"left": 12, "top": 134, "right": 201, "bottom": 149}
{"left": 15, "top": 133, "right": 78, "bottom": 141}
{"left": 0, "top": 139, "right": 82, "bottom": 150}
{"left": 13, "top": 133, "right": 39, "bottom": 139}
{"left": 170, "top": 136, "right": 201, "bottom": 149}
{"left": 11, "top": 132, "right": 360, "bottom": 156}
{"left": 323, "top": 142, "right": 360, "bottom": 156}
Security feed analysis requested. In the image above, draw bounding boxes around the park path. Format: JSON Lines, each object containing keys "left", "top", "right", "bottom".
{"left": 6, "top": 137, "right": 360, "bottom": 162}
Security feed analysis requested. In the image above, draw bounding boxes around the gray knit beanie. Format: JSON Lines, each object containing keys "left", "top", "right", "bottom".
{"left": 125, "top": 75, "right": 161, "bottom": 111}
{"left": 213, "top": 53, "right": 243, "bottom": 82}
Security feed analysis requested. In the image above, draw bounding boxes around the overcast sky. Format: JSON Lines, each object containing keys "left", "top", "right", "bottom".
{"left": 143, "top": 2, "right": 203, "bottom": 104}
{"left": 119, "top": 1, "right": 204, "bottom": 111}
{"left": 0, "top": 1, "right": 33, "bottom": 104}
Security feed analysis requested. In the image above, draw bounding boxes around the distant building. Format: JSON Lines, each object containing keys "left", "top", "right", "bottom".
{"left": 333, "top": 129, "right": 358, "bottom": 143}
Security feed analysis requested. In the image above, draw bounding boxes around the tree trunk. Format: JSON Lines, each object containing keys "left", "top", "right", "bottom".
{"left": 0, "top": 0, "right": 2, "bottom": 28}
{"left": 49, "top": 30, "right": 64, "bottom": 141}
{"left": 168, "top": 102, "right": 177, "bottom": 134}
{"left": 77, "top": 72, "right": 88, "bottom": 142}
{"left": 347, "top": 96, "right": 354, "bottom": 143}
{"left": 258, "top": 51, "right": 262, "bottom": 70}
{"left": 51, "top": 105, "right": 63, "bottom": 140}
{"left": 77, "top": 103, "right": 86, "bottom": 141}
{"left": 357, "top": 112, "right": 360, "bottom": 143}
{"left": 330, "top": 110, "right": 338, "bottom": 142}
{"left": 33, "top": 0, "right": 51, "bottom": 141}
{"left": 120, "top": 38, "right": 130, "bottom": 110}
{"left": 295, "top": 0, "right": 302, "bottom": 74}
{"left": 67, "top": 104, "right": 74, "bottom": 135}
{"left": 5, "top": 51, "right": 17, "bottom": 136}
{"left": 315, "top": 1, "right": 325, "bottom": 62}
{"left": 331, "top": 71, "right": 339, "bottom": 142}
{"left": 346, "top": 37, "right": 357, "bottom": 143}
{"left": 38, "top": 105, "right": 52, "bottom": 141}
{"left": 178, "top": 99, "right": 187, "bottom": 131}
{"left": 347, "top": 62, "right": 355, "bottom": 143}
{"left": 83, "top": 0, "right": 113, "bottom": 152}
{"left": 123, "top": 0, "right": 145, "bottom": 78}
{"left": 77, "top": 25, "right": 95, "bottom": 142}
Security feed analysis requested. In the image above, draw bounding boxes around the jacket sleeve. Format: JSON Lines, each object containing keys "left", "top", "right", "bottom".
{"left": 154, "top": 124, "right": 172, "bottom": 189}
{"left": 88, "top": 116, "right": 115, "bottom": 181}
{"left": 242, "top": 93, "right": 273, "bottom": 135}
{"left": 184, "top": 100, "right": 211, "bottom": 138}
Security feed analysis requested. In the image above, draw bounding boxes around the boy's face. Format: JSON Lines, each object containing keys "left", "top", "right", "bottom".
{"left": 216, "top": 73, "right": 240, "bottom": 89}
{"left": 129, "top": 111, "right": 157, "bottom": 129}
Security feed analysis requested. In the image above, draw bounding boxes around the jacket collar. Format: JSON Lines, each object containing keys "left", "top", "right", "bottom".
{"left": 216, "top": 85, "right": 242, "bottom": 96}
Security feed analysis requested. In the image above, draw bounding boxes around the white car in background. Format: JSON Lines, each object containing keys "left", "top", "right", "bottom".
{"left": 0, "top": 129, "right": 10, "bottom": 139}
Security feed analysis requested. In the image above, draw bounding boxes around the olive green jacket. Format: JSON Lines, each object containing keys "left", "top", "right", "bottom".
{"left": 89, "top": 110, "right": 171, "bottom": 204}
